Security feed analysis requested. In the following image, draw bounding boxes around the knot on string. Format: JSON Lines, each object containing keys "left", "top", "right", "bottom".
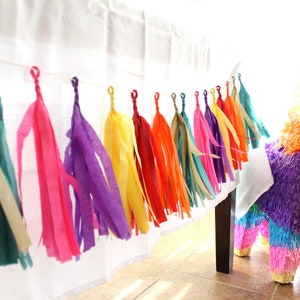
{"left": 210, "top": 88, "right": 216, "bottom": 102}
{"left": 154, "top": 92, "right": 160, "bottom": 112}
{"left": 237, "top": 73, "right": 243, "bottom": 86}
{"left": 203, "top": 90, "right": 209, "bottom": 106}
{"left": 180, "top": 93, "right": 186, "bottom": 112}
{"left": 131, "top": 89, "right": 138, "bottom": 113}
{"left": 232, "top": 75, "right": 236, "bottom": 88}
{"left": 30, "top": 66, "right": 43, "bottom": 101}
{"left": 171, "top": 93, "right": 179, "bottom": 113}
{"left": 226, "top": 81, "right": 230, "bottom": 97}
{"left": 195, "top": 91, "right": 200, "bottom": 108}
{"left": 216, "top": 85, "right": 222, "bottom": 99}
{"left": 71, "top": 77, "right": 79, "bottom": 103}
{"left": 107, "top": 86, "right": 115, "bottom": 111}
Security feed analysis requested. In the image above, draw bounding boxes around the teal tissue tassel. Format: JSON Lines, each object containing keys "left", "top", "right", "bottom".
{"left": 0, "top": 98, "right": 32, "bottom": 269}
{"left": 238, "top": 73, "right": 270, "bottom": 148}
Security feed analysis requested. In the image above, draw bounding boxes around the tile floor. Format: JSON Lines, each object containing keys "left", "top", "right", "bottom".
{"left": 67, "top": 210, "right": 300, "bottom": 300}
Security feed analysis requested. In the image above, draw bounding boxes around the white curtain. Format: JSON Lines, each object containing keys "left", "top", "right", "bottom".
{"left": 1, "top": 0, "right": 295, "bottom": 299}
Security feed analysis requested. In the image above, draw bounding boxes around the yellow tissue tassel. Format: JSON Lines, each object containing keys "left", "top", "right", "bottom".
{"left": 104, "top": 87, "right": 150, "bottom": 234}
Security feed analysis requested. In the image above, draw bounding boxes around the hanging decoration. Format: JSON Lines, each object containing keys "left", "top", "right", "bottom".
{"left": 193, "top": 91, "right": 220, "bottom": 194}
{"left": 0, "top": 98, "right": 32, "bottom": 268}
{"left": 237, "top": 73, "right": 270, "bottom": 148}
{"left": 17, "top": 66, "right": 80, "bottom": 262}
{"left": 179, "top": 93, "right": 216, "bottom": 200}
{"left": 222, "top": 81, "right": 248, "bottom": 165}
{"left": 203, "top": 90, "right": 230, "bottom": 184}
{"left": 210, "top": 87, "right": 236, "bottom": 180}
{"left": 0, "top": 66, "right": 272, "bottom": 267}
{"left": 131, "top": 90, "right": 170, "bottom": 225}
{"left": 104, "top": 86, "right": 150, "bottom": 234}
{"left": 215, "top": 85, "right": 243, "bottom": 170}
{"left": 64, "top": 77, "right": 131, "bottom": 252}
{"left": 152, "top": 92, "right": 191, "bottom": 218}
{"left": 170, "top": 93, "right": 215, "bottom": 207}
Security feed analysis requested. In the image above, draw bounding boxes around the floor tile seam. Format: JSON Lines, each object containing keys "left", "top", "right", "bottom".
{"left": 141, "top": 236, "right": 213, "bottom": 269}
{"left": 268, "top": 283, "right": 279, "bottom": 300}
{"left": 169, "top": 269, "right": 272, "bottom": 297}
{"left": 162, "top": 235, "right": 216, "bottom": 271}
{"left": 164, "top": 239, "right": 211, "bottom": 271}
{"left": 132, "top": 269, "right": 174, "bottom": 300}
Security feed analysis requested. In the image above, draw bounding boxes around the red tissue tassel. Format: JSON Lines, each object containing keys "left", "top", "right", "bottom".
{"left": 131, "top": 90, "right": 168, "bottom": 226}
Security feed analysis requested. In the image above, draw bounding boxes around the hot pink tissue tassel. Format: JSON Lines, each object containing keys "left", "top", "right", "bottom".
{"left": 193, "top": 91, "right": 220, "bottom": 194}
{"left": 17, "top": 66, "right": 80, "bottom": 262}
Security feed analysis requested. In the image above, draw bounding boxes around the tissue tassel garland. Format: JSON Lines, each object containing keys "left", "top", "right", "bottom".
{"left": 152, "top": 92, "right": 191, "bottom": 218}
{"left": 104, "top": 86, "right": 150, "bottom": 234}
{"left": 17, "top": 66, "right": 80, "bottom": 262}
{"left": 64, "top": 77, "right": 131, "bottom": 252}
{"left": 0, "top": 98, "right": 32, "bottom": 268}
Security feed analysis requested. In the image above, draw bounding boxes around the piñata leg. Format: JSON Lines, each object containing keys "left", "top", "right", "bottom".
{"left": 258, "top": 219, "right": 270, "bottom": 247}
{"left": 234, "top": 204, "right": 266, "bottom": 256}
{"left": 269, "top": 220, "right": 300, "bottom": 284}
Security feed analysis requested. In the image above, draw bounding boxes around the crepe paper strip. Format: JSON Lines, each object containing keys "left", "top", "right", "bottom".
{"left": 0, "top": 98, "right": 32, "bottom": 268}
{"left": 203, "top": 90, "right": 230, "bottom": 183}
{"left": 193, "top": 91, "right": 220, "bottom": 194}
{"left": 216, "top": 85, "right": 243, "bottom": 171}
{"left": 231, "top": 76, "right": 261, "bottom": 147}
{"left": 210, "top": 88, "right": 236, "bottom": 180}
{"left": 152, "top": 92, "right": 191, "bottom": 218}
{"left": 170, "top": 93, "right": 214, "bottom": 208}
{"left": 179, "top": 93, "right": 216, "bottom": 200}
{"left": 237, "top": 73, "right": 270, "bottom": 148}
{"left": 257, "top": 141, "right": 300, "bottom": 235}
{"left": 131, "top": 90, "right": 169, "bottom": 225}
{"left": 104, "top": 86, "right": 150, "bottom": 234}
{"left": 0, "top": 168, "right": 32, "bottom": 267}
{"left": 279, "top": 96, "right": 300, "bottom": 155}
{"left": 17, "top": 66, "right": 80, "bottom": 262}
{"left": 211, "top": 88, "right": 239, "bottom": 176}
{"left": 64, "top": 78, "right": 131, "bottom": 251}
{"left": 223, "top": 81, "right": 248, "bottom": 164}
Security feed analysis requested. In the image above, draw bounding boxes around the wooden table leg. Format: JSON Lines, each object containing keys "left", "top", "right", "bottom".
{"left": 215, "top": 189, "right": 236, "bottom": 274}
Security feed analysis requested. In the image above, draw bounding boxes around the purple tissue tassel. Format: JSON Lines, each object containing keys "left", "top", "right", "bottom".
{"left": 64, "top": 77, "right": 131, "bottom": 252}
